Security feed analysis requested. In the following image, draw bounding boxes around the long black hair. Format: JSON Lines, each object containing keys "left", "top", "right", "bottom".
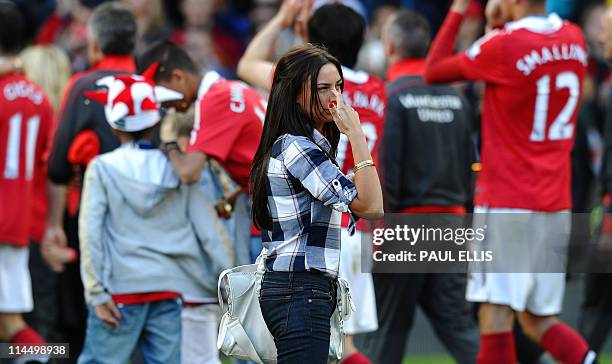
{"left": 251, "top": 44, "right": 344, "bottom": 231}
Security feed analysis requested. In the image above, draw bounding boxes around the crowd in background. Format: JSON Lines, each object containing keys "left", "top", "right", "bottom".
{"left": 2, "top": 0, "right": 612, "bottom": 363}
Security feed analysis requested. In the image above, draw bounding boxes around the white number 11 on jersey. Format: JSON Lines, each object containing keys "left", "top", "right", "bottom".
{"left": 4, "top": 113, "right": 40, "bottom": 181}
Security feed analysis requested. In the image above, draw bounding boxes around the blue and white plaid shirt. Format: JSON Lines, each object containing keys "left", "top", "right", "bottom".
{"left": 262, "top": 129, "right": 358, "bottom": 277}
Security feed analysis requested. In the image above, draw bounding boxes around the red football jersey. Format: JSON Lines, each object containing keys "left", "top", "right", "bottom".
{"left": 460, "top": 14, "right": 587, "bottom": 211}
{"left": 337, "top": 67, "right": 386, "bottom": 173}
{"left": 188, "top": 71, "right": 266, "bottom": 190}
{"left": 338, "top": 67, "right": 386, "bottom": 231}
{"left": 0, "top": 73, "right": 53, "bottom": 246}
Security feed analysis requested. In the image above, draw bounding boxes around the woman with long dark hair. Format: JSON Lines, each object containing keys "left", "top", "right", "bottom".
{"left": 250, "top": 43, "right": 383, "bottom": 363}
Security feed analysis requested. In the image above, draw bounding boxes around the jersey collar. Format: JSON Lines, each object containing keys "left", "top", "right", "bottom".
{"left": 505, "top": 13, "right": 563, "bottom": 34}
{"left": 386, "top": 59, "right": 426, "bottom": 82}
{"left": 341, "top": 65, "right": 369, "bottom": 85}
{"left": 197, "top": 70, "right": 222, "bottom": 100}
{"left": 92, "top": 55, "right": 136, "bottom": 73}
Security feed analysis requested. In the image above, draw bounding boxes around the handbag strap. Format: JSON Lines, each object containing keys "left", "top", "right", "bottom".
{"left": 217, "top": 267, "right": 234, "bottom": 312}
{"left": 217, "top": 254, "right": 267, "bottom": 313}
{"left": 228, "top": 320, "right": 265, "bottom": 364}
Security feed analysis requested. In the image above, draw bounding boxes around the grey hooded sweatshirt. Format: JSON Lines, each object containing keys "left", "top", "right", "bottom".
{"left": 79, "top": 142, "right": 233, "bottom": 306}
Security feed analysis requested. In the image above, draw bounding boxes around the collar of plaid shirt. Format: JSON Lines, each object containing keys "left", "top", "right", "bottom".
{"left": 312, "top": 128, "right": 332, "bottom": 153}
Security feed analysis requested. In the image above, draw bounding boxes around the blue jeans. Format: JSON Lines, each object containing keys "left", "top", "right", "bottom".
{"left": 250, "top": 235, "right": 263, "bottom": 263}
{"left": 259, "top": 271, "right": 337, "bottom": 364}
{"left": 78, "top": 299, "right": 181, "bottom": 364}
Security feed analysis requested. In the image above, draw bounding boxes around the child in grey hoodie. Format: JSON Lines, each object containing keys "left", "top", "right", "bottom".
{"left": 77, "top": 66, "right": 232, "bottom": 364}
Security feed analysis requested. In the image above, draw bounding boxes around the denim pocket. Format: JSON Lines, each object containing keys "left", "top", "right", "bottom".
{"left": 259, "top": 287, "right": 292, "bottom": 302}
{"left": 307, "top": 288, "right": 333, "bottom": 304}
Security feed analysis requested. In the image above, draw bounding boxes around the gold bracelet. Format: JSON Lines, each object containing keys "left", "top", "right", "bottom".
{"left": 354, "top": 159, "right": 375, "bottom": 172}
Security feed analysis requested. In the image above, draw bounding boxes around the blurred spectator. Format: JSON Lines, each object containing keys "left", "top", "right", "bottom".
{"left": 36, "top": 0, "right": 108, "bottom": 73}
{"left": 581, "top": 2, "right": 606, "bottom": 59}
{"left": 356, "top": 5, "right": 398, "bottom": 78}
{"left": 170, "top": 0, "right": 251, "bottom": 77}
{"left": 42, "top": 2, "right": 137, "bottom": 361}
{"left": 20, "top": 45, "right": 72, "bottom": 112}
{"left": 184, "top": 27, "right": 222, "bottom": 74}
{"left": 249, "top": 0, "right": 280, "bottom": 32}
{"left": 124, "top": 0, "right": 172, "bottom": 56}
{"left": 19, "top": 44, "right": 72, "bottom": 345}
{"left": 180, "top": 0, "right": 218, "bottom": 29}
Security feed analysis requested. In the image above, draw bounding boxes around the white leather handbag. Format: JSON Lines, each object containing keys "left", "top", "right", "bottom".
{"left": 217, "top": 254, "right": 354, "bottom": 364}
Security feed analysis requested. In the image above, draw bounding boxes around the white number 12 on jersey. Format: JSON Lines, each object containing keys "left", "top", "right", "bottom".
{"left": 4, "top": 113, "right": 40, "bottom": 181}
{"left": 530, "top": 71, "right": 579, "bottom": 142}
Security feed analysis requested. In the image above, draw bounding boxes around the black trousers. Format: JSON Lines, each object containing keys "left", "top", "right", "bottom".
{"left": 579, "top": 273, "right": 612, "bottom": 353}
{"left": 355, "top": 273, "right": 479, "bottom": 364}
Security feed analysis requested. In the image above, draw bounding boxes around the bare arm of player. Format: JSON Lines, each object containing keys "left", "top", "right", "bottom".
{"left": 330, "top": 90, "right": 383, "bottom": 218}
{"left": 41, "top": 182, "right": 69, "bottom": 272}
{"left": 166, "top": 149, "right": 207, "bottom": 184}
{"left": 423, "top": 0, "right": 470, "bottom": 83}
{"left": 160, "top": 117, "right": 207, "bottom": 184}
{"left": 237, "top": 0, "right": 302, "bottom": 92}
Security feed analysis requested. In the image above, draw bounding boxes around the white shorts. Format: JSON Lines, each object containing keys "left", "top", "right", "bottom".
{"left": 466, "top": 207, "right": 570, "bottom": 315}
{"left": 181, "top": 304, "right": 221, "bottom": 364}
{"left": 339, "top": 229, "right": 378, "bottom": 335}
{"left": 0, "top": 244, "right": 33, "bottom": 313}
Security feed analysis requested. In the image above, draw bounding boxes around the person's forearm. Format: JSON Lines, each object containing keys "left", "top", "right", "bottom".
{"left": 349, "top": 130, "right": 383, "bottom": 217}
{"left": 237, "top": 16, "right": 284, "bottom": 90}
{"left": 48, "top": 182, "right": 67, "bottom": 227}
{"left": 167, "top": 149, "right": 205, "bottom": 184}
{"left": 242, "top": 16, "right": 283, "bottom": 65}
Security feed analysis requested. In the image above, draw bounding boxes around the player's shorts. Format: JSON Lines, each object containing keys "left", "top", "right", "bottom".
{"left": 339, "top": 229, "right": 378, "bottom": 335}
{"left": 465, "top": 206, "right": 570, "bottom": 316}
{"left": 0, "top": 244, "right": 33, "bottom": 313}
{"left": 181, "top": 304, "right": 221, "bottom": 364}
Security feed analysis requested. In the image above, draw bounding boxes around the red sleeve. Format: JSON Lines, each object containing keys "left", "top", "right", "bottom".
{"left": 458, "top": 30, "right": 508, "bottom": 84}
{"left": 187, "top": 93, "right": 242, "bottom": 162}
{"left": 425, "top": 11, "right": 508, "bottom": 85}
{"left": 424, "top": 11, "right": 468, "bottom": 83}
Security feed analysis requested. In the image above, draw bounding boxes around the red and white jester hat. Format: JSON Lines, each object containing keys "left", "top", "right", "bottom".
{"left": 85, "top": 63, "right": 183, "bottom": 132}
